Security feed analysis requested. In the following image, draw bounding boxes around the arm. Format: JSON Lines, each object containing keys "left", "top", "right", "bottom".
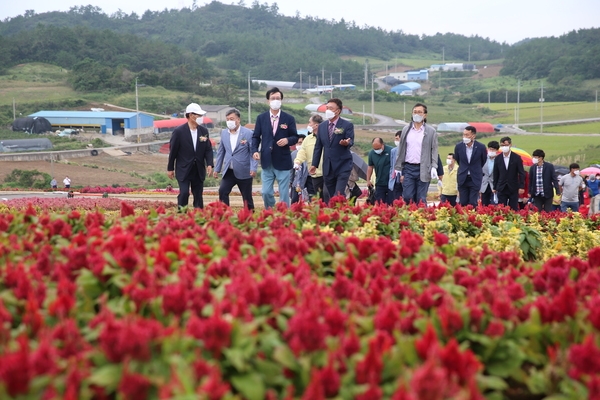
{"left": 492, "top": 159, "right": 499, "bottom": 191}
{"left": 517, "top": 158, "right": 525, "bottom": 190}
{"left": 251, "top": 117, "right": 262, "bottom": 158}
{"left": 214, "top": 135, "right": 225, "bottom": 173}
{"left": 430, "top": 127, "right": 439, "bottom": 170}
{"left": 528, "top": 167, "right": 534, "bottom": 195}
{"left": 550, "top": 165, "right": 560, "bottom": 194}
{"left": 294, "top": 142, "right": 308, "bottom": 165}
{"left": 205, "top": 134, "right": 214, "bottom": 175}
{"left": 167, "top": 130, "right": 179, "bottom": 179}
{"left": 311, "top": 129, "right": 323, "bottom": 169}
{"left": 286, "top": 117, "right": 299, "bottom": 146}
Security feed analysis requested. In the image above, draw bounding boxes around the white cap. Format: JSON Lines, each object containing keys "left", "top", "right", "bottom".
{"left": 185, "top": 103, "right": 206, "bottom": 115}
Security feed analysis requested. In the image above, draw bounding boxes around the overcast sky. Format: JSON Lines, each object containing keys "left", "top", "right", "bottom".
{"left": 2, "top": 0, "right": 599, "bottom": 44}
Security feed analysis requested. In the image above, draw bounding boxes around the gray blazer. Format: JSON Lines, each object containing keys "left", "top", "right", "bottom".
{"left": 480, "top": 158, "right": 495, "bottom": 192}
{"left": 393, "top": 123, "right": 438, "bottom": 183}
{"left": 215, "top": 126, "right": 258, "bottom": 180}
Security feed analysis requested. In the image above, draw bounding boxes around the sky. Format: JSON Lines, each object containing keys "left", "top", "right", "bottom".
{"left": 1, "top": 0, "right": 599, "bottom": 44}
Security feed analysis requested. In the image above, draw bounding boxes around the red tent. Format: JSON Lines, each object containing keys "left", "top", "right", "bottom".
{"left": 467, "top": 122, "right": 495, "bottom": 133}
{"left": 315, "top": 104, "right": 353, "bottom": 114}
{"left": 154, "top": 117, "right": 214, "bottom": 128}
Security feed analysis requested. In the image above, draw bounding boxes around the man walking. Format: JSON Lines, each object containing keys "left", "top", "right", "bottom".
{"left": 480, "top": 141, "right": 499, "bottom": 206}
{"left": 559, "top": 163, "right": 586, "bottom": 212}
{"left": 63, "top": 176, "right": 71, "bottom": 189}
{"left": 453, "top": 125, "right": 487, "bottom": 207}
{"left": 294, "top": 115, "right": 325, "bottom": 200}
{"left": 310, "top": 98, "right": 355, "bottom": 202}
{"left": 393, "top": 103, "right": 438, "bottom": 206}
{"left": 167, "top": 103, "right": 214, "bottom": 209}
{"left": 367, "top": 138, "right": 393, "bottom": 205}
{"left": 528, "top": 149, "right": 560, "bottom": 212}
{"left": 440, "top": 153, "right": 458, "bottom": 206}
{"left": 492, "top": 137, "right": 525, "bottom": 211}
{"left": 388, "top": 131, "right": 403, "bottom": 202}
{"left": 213, "top": 108, "right": 257, "bottom": 210}
{"left": 251, "top": 87, "right": 299, "bottom": 208}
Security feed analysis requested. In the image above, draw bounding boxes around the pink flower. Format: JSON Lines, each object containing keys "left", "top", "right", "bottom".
{"left": 119, "top": 371, "right": 151, "bottom": 400}
{"left": 187, "top": 312, "right": 232, "bottom": 357}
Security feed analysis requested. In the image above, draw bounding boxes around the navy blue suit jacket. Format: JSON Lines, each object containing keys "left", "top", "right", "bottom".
{"left": 453, "top": 140, "right": 488, "bottom": 188}
{"left": 529, "top": 162, "right": 560, "bottom": 199}
{"left": 312, "top": 118, "right": 355, "bottom": 177}
{"left": 493, "top": 151, "right": 525, "bottom": 193}
{"left": 251, "top": 111, "right": 298, "bottom": 170}
{"left": 167, "top": 123, "right": 213, "bottom": 181}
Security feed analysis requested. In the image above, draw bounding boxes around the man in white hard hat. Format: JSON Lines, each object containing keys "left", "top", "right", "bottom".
{"left": 167, "top": 103, "right": 214, "bottom": 209}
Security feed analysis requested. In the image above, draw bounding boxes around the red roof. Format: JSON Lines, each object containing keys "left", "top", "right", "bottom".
{"left": 467, "top": 122, "right": 495, "bottom": 133}
{"left": 154, "top": 117, "right": 213, "bottom": 128}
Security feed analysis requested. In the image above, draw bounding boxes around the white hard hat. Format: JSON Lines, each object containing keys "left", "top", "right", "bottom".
{"left": 185, "top": 103, "right": 206, "bottom": 115}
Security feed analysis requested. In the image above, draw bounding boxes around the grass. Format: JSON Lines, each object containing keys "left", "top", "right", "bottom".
{"left": 526, "top": 122, "right": 600, "bottom": 134}
{"left": 480, "top": 101, "right": 600, "bottom": 124}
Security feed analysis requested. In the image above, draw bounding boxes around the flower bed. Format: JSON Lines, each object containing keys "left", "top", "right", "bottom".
{"left": 0, "top": 199, "right": 599, "bottom": 399}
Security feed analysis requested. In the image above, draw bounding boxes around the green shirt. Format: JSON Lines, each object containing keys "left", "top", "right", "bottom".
{"left": 368, "top": 145, "right": 393, "bottom": 187}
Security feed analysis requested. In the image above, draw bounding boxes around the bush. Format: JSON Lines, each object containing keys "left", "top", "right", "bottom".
{"left": 3, "top": 169, "right": 51, "bottom": 189}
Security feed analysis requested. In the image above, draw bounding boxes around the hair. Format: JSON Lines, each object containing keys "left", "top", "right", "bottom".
{"left": 412, "top": 103, "right": 427, "bottom": 123}
{"left": 328, "top": 98, "right": 343, "bottom": 110}
{"left": 569, "top": 163, "right": 580, "bottom": 170}
{"left": 395, "top": 131, "right": 401, "bottom": 138}
{"left": 532, "top": 149, "right": 545, "bottom": 158}
{"left": 487, "top": 140, "right": 500, "bottom": 150}
{"left": 226, "top": 108, "right": 241, "bottom": 118}
{"left": 372, "top": 137, "right": 384, "bottom": 145}
{"left": 265, "top": 87, "right": 283, "bottom": 100}
{"left": 500, "top": 136, "right": 512, "bottom": 145}
{"left": 465, "top": 125, "right": 476, "bottom": 134}
{"left": 298, "top": 133, "right": 306, "bottom": 139}
{"left": 448, "top": 153, "right": 454, "bottom": 157}
{"left": 310, "top": 115, "right": 323, "bottom": 124}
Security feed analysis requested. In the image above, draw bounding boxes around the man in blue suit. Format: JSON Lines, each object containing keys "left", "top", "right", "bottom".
{"left": 309, "top": 98, "right": 355, "bottom": 202}
{"left": 167, "top": 103, "right": 214, "bottom": 209}
{"left": 528, "top": 149, "right": 560, "bottom": 212}
{"left": 213, "top": 108, "right": 257, "bottom": 210}
{"left": 453, "top": 125, "right": 488, "bottom": 207}
{"left": 251, "top": 87, "right": 299, "bottom": 208}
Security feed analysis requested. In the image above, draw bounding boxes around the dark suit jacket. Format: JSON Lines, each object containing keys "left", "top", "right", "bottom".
{"left": 493, "top": 151, "right": 525, "bottom": 194}
{"left": 529, "top": 162, "right": 560, "bottom": 199}
{"left": 312, "top": 118, "right": 355, "bottom": 177}
{"left": 251, "top": 111, "right": 298, "bottom": 170}
{"left": 167, "top": 123, "right": 213, "bottom": 181}
{"left": 453, "top": 140, "right": 488, "bottom": 188}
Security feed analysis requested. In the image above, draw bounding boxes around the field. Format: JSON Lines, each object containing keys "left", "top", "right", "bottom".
{"left": 527, "top": 121, "right": 600, "bottom": 134}
{"left": 481, "top": 101, "right": 600, "bottom": 125}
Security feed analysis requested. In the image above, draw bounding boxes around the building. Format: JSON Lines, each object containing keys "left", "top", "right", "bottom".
{"left": 200, "top": 105, "right": 231, "bottom": 125}
{"left": 28, "top": 111, "right": 154, "bottom": 137}
{"left": 407, "top": 70, "right": 429, "bottom": 81}
{"left": 437, "top": 122, "right": 469, "bottom": 133}
{"left": 429, "top": 63, "right": 478, "bottom": 72}
{"left": 390, "top": 82, "right": 422, "bottom": 96}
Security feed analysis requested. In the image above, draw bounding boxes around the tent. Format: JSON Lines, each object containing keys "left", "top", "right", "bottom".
{"left": 154, "top": 117, "right": 214, "bottom": 133}
{"left": 11, "top": 117, "right": 53, "bottom": 134}
{"left": 315, "top": 104, "right": 353, "bottom": 114}
{"left": 0, "top": 138, "right": 53, "bottom": 152}
{"left": 437, "top": 122, "right": 468, "bottom": 133}
{"left": 467, "top": 122, "right": 496, "bottom": 133}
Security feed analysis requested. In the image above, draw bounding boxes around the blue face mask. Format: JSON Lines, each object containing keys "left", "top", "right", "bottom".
{"left": 374, "top": 149, "right": 383, "bottom": 155}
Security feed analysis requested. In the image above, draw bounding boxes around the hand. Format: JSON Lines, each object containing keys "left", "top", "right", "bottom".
{"left": 309, "top": 166, "right": 316, "bottom": 175}
{"left": 518, "top": 189, "right": 525, "bottom": 195}
{"left": 367, "top": 181, "right": 374, "bottom": 188}
{"left": 253, "top": 152, "right": 260, "bottom": 160}
{"left": 431, "top": 167, "right": 438, "bottom": 180}
{"left": 206, "top": 166, "right": 213, "bottom": 176}
{"left": 293, "top": 163, "right": 301, "bottom": 170}
{"left": 339, "top": 138, "right": 350, "bottom": 147}
{"left": 276, "top": 138, "right": 289, "bottom": 147}
{"left": 167, "top": 171, "right": 174, "bottom": 180}
{"left": 250, "top": 171, "right": 256, "bottom": 178}
{"left": 400, "top": 175, "right": 404, "bottom": 184}
{"left": 213, "top": 171, "right": 219, "bottom": 179}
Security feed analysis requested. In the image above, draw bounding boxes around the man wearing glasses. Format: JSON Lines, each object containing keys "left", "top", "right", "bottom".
{"left": 393, "top": 103, "right": 439, "bottom": 205}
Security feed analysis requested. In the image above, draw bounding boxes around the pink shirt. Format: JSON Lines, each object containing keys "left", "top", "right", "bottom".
{"left": 405, "top": 124, "right": 424, "bottom": 164}
{"left": 271, "top": 111, "right": 280, "bottom": 135}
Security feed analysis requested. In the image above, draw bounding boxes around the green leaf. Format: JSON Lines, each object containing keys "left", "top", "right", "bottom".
{"left": 223, "top": 348, "right": 247, "bottom": 372}
{"left": 87, "top": 364, "right": 122, "bottom": 391}
{"left": 230, "top": 373, "right": 265, "bottom": 400}
{"left": 273, "top": 345, "right": 298, "bottom": 371}
{"left": 476, "top": 375, "right": 508, "bottom": 391}
{"left": 76, "top": 269, "right": 103, "bottom": 299}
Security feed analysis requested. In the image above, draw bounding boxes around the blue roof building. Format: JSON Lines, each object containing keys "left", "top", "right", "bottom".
{"left": 390, "top": 82, "right": 422, "bottom": 95}
{"left": 29, "top": 111, "right": 154, "bottom": 135}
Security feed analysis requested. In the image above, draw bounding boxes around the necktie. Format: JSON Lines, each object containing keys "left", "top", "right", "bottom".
{"left": 272, "top": 116, "right": 278, "bottom": 136}
{"left": 328, "top": 122, "right": 335, "bottom": 141}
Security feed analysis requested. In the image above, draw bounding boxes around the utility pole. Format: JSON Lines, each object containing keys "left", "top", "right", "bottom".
{"left": 299, "top": 68, "right": 303, "bottom": 92}
{"left": 248, "top": 70, "right": 252, "bottom": 124}
{"left": 516, "top": 79, "right": 521, "bottom": 126}
{"left": 488, "top": 90, "right": 491, "bottom": 105}
{"left": 540, "top": 81, "right": 544, "bottom": 134}
{"left": 322, "top": 67, "right": 325, "bottom": 90}
{"left": 505, "top": 91, "right": 508, "bottom": 111}
{"left": 135, "top": 77, "right": 140, "bottom": 143}
{"left": 442, "top": 46, "right": 445, "bottom": 64}
{"left": 403, "top": 102, "right": 406, "bottom": 122}
{"left": 308, "top": 75, "right": 311, "bottom": 89}
{"left": 371, "top": 74, "right": 375, "bottom": 124}
{"left": 468, "top": 44, "right": 471, "bottom": 62}
{"left": 362, "top": 104, "right": 365, "bottom": 125}
{"left": 364, "top": 61, "right": 368, "bottom": 90}
{"left": 596, "top": 90, "right": 598, "bottom": 112}
{"left": 13, "top": 98, "right": 16, "bottom": 120}
{"left": 330, "top": 73, "right": 333, "bottom": 86}
{"left": 339, "top": 69, "right": 342, "bottom": 85}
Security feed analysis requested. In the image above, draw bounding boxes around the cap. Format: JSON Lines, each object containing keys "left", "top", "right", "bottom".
{"left": 185, "top": 103, "right": 206, "bottom": 115}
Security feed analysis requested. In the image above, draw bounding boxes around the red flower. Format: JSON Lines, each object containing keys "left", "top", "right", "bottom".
{"left": 161, "top": 282, "right": 188, "bottom": 316}
{"left": 121, "top": 201, "right": 135, "bottom": 217}
{"left": 197, "top": 368, "right": 230, "bottom": 400}
{"left": 433, "top": 231, "right": 449, "bottom": 247}
{"left": 119, "top": 371, "right": 152, "bottom": 400}
{"left": 187, "top": 312, "right": 232, "bottom": 357}
{"left": 568, "top": 335, "right": 600, "bottom": 378}
{"left": 410, "top": 359, "right": 448, "bottom": 400}
{"left": 415, "top": 324, "right": 439, "bottom": 360}
{"left": 301, "top": 369, "right": 325, "bottom": 400}
{"left": 399, "top": 230, "right": 423, "bottom": 258}
{"left": 484, "top": 320, "right": 505, "bottom": 337}
{"left": 0, "top": 335, "right": 30, "bottom": 397}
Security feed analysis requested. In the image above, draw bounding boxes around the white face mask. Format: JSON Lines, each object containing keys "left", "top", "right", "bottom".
{"left": 462, "top": 137, "right": 472, "bottom": 145}
{"left": 531, "top": 157, "right": 539, "bottom": 165}
{"left": 325, "top": 110, "right": 336, "bottom": 120}
{"left": 296, "top": 144, "right": 302, "bottom": 151}
{"left": 412, "top": 114, "right": 424, "bottom": 123}
{"left": 226, "top": 120, "right": 237, "bottom": 130}
{"left": 196, "top": 116, "right": 204, "bottom": 125}
{"left": 446, "top": 159, "right": 452, "bottom": 165}
{"left": 574, "top": 170, "right": 580, "bottom": 176}
{"left": 394, "top": 140, "right": 400, "bottom": 147}
{"left": 374, "top": 148, "right": 383, "bottom": 155}
{"left": 270, "top": 100, "right": 282, "bottom": 110}
{"left": 500, "top": 146, "right": 510, "bottom": 153}
{"left": 307, "top": 125, "right": 314, "bottom": 133}
{"left": 488, "top": 151, "right": 497, "bottom": 158}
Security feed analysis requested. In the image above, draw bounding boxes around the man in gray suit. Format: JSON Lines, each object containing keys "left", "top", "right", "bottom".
{"left": 480, "top": 140, "right": 499, "bottom": 206}
{"left": 393, "top": 103, "right": 439, "bottom": 205}
{"left": 213, "top": 109, "right": 257, "bottom": 210}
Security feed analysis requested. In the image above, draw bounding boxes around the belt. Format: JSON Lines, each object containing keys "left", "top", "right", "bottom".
{"left": 406, "top": 162, "right": 420, "bottom": 166}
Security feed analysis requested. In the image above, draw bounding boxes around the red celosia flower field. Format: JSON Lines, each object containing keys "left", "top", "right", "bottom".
{"left": 1, "top": 198, "right": 600, "bottom": 399}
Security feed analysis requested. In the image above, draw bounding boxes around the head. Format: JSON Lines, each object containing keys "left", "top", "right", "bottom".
{"left": 307, "top": 114, "right": 323, "bottom": 134}
{"left": 297, "top": 134, "right": 306, "bottom": 146}
{"left": 531, "top": 149, "right": 545, "bottom": 165}
{"left": 462, "top": 126, "right": 476, "bottom": 145}
{"left": 596, "top": 174, "right": 600, "bottom": 181}
{"left": 487, "top": 140, "right": 500, "bottom": 158}
{"left": 266, "top": 87, "right": 283, "bottom": 111}
{"left": 394, "top": 131, "right": 401, "bottom": 147}
{"left": 569, "top": 163, "right": 580, "bottom": 176}
{"left": 185, "top": 103, "right": 206, "bottom": 126}
{"left": 500, "top": 137, "right": 512, "bottom": 154}
{"left": 446, "top": 153, "right": 455, "bottom": 166}
{"left": 411, "top": 103, "right": 427, "bottom": 124}
{"left": 371, "top": 137, "right": 385, "bottom": 154}
{"left": 326, "top": 98, "right": 343, "bottom": 120}
{"left": 225, "top": 108, "right": 241, "bottom": 131}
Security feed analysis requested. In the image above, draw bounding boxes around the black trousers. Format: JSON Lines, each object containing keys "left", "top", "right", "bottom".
{"left": 497, "top": 190, "right": 519, "bottom": 211}
{"left": 481, "top": 186, "right": 494, "bottom": 206}
{"left": 177, "top": 166, "right": 204, "bottom": 209}
{"left": 307, "top": 176, "right": 324, "bottom": 200}
{"left": 458, "top": 175, "right": 479, "bottom": 207}
{"left": 219, "top": 169, "right": 254, "bottom": 210}
{"left": 533, "top": 195, "right": 553, "bottom": 212}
